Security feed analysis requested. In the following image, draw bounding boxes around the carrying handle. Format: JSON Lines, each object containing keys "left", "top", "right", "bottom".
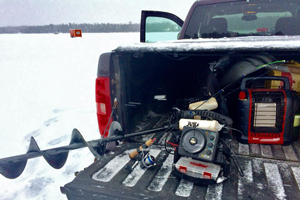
{"left": 241, "top": 76, "right": 290, "bottom": 90}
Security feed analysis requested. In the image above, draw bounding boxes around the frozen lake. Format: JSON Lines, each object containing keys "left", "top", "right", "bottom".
{"left": 0, "top": 32, "right": 139, "bottom": 200}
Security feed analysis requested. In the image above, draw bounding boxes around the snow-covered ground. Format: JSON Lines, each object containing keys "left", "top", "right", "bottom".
{"left": 0, "top": 32, "right": 139, "bottom": 200}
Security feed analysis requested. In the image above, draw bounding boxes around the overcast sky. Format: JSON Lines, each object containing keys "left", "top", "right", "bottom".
{"left": 0, "top": 0, "right": 196, "bottom": 27}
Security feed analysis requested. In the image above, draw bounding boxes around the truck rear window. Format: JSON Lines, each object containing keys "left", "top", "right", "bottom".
{"left": 184, "top": 0, "right": 300, "bottom": 39}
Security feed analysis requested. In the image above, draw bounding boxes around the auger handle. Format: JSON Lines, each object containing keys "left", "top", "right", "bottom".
{"left": 129, "top": 138, "right": 156, "bottom": 159}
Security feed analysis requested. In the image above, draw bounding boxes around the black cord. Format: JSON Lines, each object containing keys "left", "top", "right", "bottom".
{"left": 219, "top": 138, "right": 244, "bottom": 177}
{"left": 223, "top": 126, "right": 244, "bottom": 138}
{"left": 229, "top": 127, "right": 244, "bottom": 137}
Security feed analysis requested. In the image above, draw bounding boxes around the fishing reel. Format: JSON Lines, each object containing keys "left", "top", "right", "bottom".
{"left": 140, "top": 151, "right": 156, "bottom": 169}
{"left": 126, "top": 150, "right": 157, "bottom": 171}
{"left": 126, "top": 138, "right": 157, "bottom": 171}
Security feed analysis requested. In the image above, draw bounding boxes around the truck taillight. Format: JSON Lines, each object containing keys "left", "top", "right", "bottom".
{"left": 95, "top": 77, "right": 112, "bottom": 137}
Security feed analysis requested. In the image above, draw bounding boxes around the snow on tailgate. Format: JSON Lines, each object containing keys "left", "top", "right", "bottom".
{"left": 175, "top": 178, "right": 194, "bottom": 197}
{"left": 122, "top": 149, "right": 161, "bottom": 187}
{"left": 148, "top": 154, "right": 174, "bottom": 192}
{"left": 292, "top": 167, "right": 300, "bottom": 191}
{"left": 264, "top": 163, "right": 287, "bottom": 200}
{"left": 115, "top": 36, "right": 300, "bottom": 53}
{"left": 92, "top": 149, "right": 133, "bottom": 182}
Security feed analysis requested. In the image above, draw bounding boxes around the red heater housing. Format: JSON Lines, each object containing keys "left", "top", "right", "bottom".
{"left": 247, "top": 88, "right": 286, "bottom": 144}
{"left": 237, "top": 76, "right": 298, "bottom": 145}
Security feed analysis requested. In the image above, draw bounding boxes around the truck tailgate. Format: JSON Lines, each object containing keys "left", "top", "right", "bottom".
{"left": 61, "top": 139, "right": 300, "bottom": 200}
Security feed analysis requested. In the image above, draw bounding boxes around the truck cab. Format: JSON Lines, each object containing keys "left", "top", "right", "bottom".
{"left": 141, "top": 0, "right": 300, "bottom": 42}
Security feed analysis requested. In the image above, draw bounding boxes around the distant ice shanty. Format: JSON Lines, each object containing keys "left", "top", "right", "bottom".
{"left": 70, "top": 29, "right": 82, "bottom": 38}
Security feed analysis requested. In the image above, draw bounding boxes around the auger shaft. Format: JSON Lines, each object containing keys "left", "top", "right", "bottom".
{"left": 0, "top": 125, "right": 170, "bottom": 179}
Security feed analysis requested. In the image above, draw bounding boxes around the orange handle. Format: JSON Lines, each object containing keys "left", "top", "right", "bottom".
{"left": 129, "top": 138, "right": 155, "bottom": 159}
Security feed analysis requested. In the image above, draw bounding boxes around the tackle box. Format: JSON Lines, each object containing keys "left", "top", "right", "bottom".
{"left": 174, "top": 157, "right": 221, "bottom": 180}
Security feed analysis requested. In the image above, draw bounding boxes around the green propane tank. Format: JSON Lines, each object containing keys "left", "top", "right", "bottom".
{"left": 293, "top": 115, "right": 300, "bottom": 141}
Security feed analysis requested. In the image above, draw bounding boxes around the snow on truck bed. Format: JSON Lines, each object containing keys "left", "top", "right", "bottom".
{"left": 115, "top": 36, "right": 300, "bottom": 53}
{"left": 61, "top": 138, "right": 300, "bottom": 200}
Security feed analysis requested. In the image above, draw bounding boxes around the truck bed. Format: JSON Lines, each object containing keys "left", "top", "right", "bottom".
{"left": 61, "top": 133, "right": 300, "bottom": 200}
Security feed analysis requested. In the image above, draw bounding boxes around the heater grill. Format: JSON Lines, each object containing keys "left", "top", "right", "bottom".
{"left": 250, "top": 91, "right": 285, "bottom": 133}
{"left": 253, "top": 103, "right": 276, "bottom": 127}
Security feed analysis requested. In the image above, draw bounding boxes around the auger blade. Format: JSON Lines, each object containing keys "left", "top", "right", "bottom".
{"left": 70, "top": 128, "right": 87, "bottom": 144}
{"left": 27, "top": 137, "right": 41, "bottom": 153}
{"left": 0, "top": 160, "right": 27, "bottom": 179}
{"left": 42, "top": 152, "right": 69, "bottom": 169}
{"left": 71, "top": 128, "right": 101, "bottom": 159}
{"left": 0, "top": 136, "right": 41, "bottom": 179}
{"left": 0, "top": 137, "right": 39, "bottom": 179}
{"left": 0, "top": 131, "right": 87, "bottom": 179}
{"left": 29, "top": 136, "right": 69, "bottom": 169}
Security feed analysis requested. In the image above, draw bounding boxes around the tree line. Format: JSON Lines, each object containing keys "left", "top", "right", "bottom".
{"left": 0, "top": 22, "right": 140, "bottom": 34}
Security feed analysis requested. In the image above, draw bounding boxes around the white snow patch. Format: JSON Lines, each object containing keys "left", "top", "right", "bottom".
{"left": 282, "top": 145, "right": 298, "bottom": 161}
{"left": 243, "top": 161, "right": 254, "bottom": 183}
{"left": 117, "top": 36, "right": 300, "bottom": 53}
{"left": 278, "top": 163, "right": 292, "bottom": 180}
{"left": 252, "top": 158, "right": 263, "bottom": 175}
{"left": 0, "top": 33, "right": 139, "bottom": 200}
{"left": 250, "top": 144, "right": 260, "bottom": 155}
{"left": 257, "top": 183, "right": 264, "bottom": 190}
{"left": 205, "top": 183, "right": 223, "bottom": 200}
{"left": 291, "top": 167, "right": 300, "bottom": 192}
{"left": 122, "top": 149, "right": 161, "bottom": 187}
{"left": 92, "top": 149, "right": 133, "bottom": 182}
{"left": 175, "top": 179, "right": 194, "bottom": 197}
{"left": 238, "top": 160, "right": 253, "bottom": 199}
{"left": 261, "top": 145, "right": 273, "bottom": 158}
{"left": 148, "top": 154, "right": 174, "bottom": 191}
{"left": 264, "top": 163, "right": 287, "bottom": 200}
{"left": 216, "top": 176, "right": 227, "bottom": 184}
{"left": 238, "top": 143, "right": 250, "bottom": 155}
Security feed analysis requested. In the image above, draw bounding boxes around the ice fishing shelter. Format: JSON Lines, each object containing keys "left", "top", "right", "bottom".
{"left": 70, "top": 29, "right": 82, "bottom": 38}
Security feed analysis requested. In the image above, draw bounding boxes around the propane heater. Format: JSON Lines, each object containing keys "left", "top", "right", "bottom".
{"left": 237, "top": 76, "right": 299, "bottom": 145}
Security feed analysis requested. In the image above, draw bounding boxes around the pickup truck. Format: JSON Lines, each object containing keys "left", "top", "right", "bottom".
{"left": 1, "top": 0, "right": 300, "bottom": 199}
{"left": 59, "top": 1, "right": 300, "bottom": 199}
